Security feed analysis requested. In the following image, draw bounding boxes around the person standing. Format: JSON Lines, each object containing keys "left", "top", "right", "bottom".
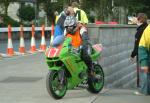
{"left": 71, "top": 1, "right": 88, "bottom": 25}
{"left": 130, "top": 13, "right": 148, "bottom": 87}
{"left": 138, "top": 22, "right": 150, "bottom": 95}
{"left": 131, "top": 13, "right": 148, "bottom": 59}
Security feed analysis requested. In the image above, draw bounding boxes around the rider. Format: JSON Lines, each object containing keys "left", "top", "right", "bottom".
{"left": 64, "top": 15, "right": 97, "bottom": 79}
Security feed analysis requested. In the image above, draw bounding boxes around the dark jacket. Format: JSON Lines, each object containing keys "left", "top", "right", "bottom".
{"left": 131, "top": 22, "right": 148, "bottom": 58}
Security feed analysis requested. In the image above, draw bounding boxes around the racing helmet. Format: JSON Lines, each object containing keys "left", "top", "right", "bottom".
{"left": 64, "top": 16, "right": 77, "bottom": 27}
{"left": 64, "top": 16, "right": 78, "bottom": 35}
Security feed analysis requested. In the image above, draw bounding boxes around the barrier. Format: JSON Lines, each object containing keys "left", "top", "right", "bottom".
{"left": 0, "top": 27, "right": 51, "bottom": 32}
{"left": 19, "top": 25, "right": 25, "bottom": 54}
{"left": 40, "top": 25, "right": 46, "bottom": 51}
{"left": 30, "top": 24, "right": 37, "bottom": 53}
{"left": 0, "top": 25, "right": 53, "bottom": 58}
{"left": 87, "top": 24, "right": 137, "bottom": 88}
{"left": 7, "top": 25, "right": 14, "bottom": 56}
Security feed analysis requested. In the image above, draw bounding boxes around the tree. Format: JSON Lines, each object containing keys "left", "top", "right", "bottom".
{"left": 42, "top": 0, "right": 68, "bottom": 25}
{"left": 0, "top": 0, "right": 14, "bottom": 15}
{"left": 18, "top": 4, "right": 35, "bottom": 22}
{"left": 0, "top": 3, "right": 5, "bottom": 14}
{"left": 81, "top": 0, "right": 113, "bottom": 21}
{"left": 1, "top": 0, "right": 150, "bottom": 25}
{"left": 141, "top": 0, "right": 150, "bottom": 18}
{"left": 17, "top": 0, "right": 69, "bottom": 25}
{"left": 81, "top": 0, "right": 150, "bottom": 23}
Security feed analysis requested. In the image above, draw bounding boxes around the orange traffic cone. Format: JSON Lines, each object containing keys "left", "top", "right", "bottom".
{"left": 30, "top": 24, "right": 37, "bottom": 53}
{"left": 40, "top": 24, "right": 46, "bottom": 51}
{"left": 7, "top": 25, "right": 14, "bottom": 56}
{"left": 19, "top": 25, "right": 25, "bottom": 54}
{"left": 50, "top": 23, "right": 54, "bottom": 45}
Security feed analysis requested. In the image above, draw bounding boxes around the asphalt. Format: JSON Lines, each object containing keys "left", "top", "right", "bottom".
{"left": 0, "top": 53, "right": 149, "bottom": 103}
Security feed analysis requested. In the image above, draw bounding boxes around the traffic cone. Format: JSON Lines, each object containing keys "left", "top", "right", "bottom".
{"left": 19, "top": 25, "right": 25, "bottom": 54}
{"left": 40, "top": 24, "right": 46, "bottom": 51}
{"left": 30, "top": 24, "right": 37, "bottom": 53}
{"left": 7, "top": 25, "right": 14, "bottom": 56}
{"left": 50, "top": 23, "right": 54, "bottom": 45}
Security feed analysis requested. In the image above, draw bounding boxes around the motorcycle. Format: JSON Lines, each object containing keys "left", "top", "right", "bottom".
{"left": 45, "top": 37, "right": 104, "bottom": 99}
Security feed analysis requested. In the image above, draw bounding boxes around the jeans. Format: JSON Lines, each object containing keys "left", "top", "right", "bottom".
{"left": 52, "top": 35, "right": 65, "bottom": 47}
{"left": 80, "top": 45, "right": 93, "bottom": 73}
{"left": 80, "top": 32, "right": 93, "bottom": 73}
{"left": 54, "top": 25, "right": 64, "bottom": 38}
{"left": 139, "top": 70, "right": 150, "bottom": 95}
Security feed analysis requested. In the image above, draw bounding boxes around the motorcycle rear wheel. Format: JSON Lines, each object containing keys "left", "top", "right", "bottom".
{"left": 87, "top": 64, "right": 104, "bottom": 93}
{"left": 46, "top": 70, "right": 67, "bottom": 99}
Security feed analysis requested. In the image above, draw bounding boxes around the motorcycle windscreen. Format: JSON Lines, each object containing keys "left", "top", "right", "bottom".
{"left": 45, "top": 46, "right": 62, "bottom": 58}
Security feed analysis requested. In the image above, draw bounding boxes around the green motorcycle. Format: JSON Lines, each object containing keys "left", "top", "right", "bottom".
{"left": 45, "top": 37, "right": 104, "bottom": 99}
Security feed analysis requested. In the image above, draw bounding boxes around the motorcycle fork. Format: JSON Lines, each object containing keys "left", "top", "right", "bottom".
{"left": 58, "top": 69, "right": 65, "bottom": 85}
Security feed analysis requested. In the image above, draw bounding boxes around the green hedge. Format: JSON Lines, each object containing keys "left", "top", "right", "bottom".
{"left": 0, "top": 14, "right": 20, "bottom": 27}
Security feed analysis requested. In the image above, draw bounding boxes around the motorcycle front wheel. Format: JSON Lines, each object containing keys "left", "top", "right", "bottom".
{"left": 46, "top": 70, "right": 67, "bottom": 99}
{"left": 87, "top": 64, "right": 104, "bottom": 93}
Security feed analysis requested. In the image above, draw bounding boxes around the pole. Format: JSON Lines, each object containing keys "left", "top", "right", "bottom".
{"left": 34, "top": 0, "right": 37, "bottom": 26}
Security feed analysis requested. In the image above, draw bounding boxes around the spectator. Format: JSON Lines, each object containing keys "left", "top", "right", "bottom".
{"left": 130, "top": 13, "right": 148, "bottom": 87}
{"left": 138, "top": 22, "right": 150, "bottom": 95}
{"left": 131, "top": 13, "right": 148, "bottom": 59}
{"left": 71, "top": 1, "right": 89, "bottom": 49}
{"left": 52, "top": 6, "right": 76, "bottom": 47}
{"left": 71, "top": 1, "right": 88, "bottom": 25}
